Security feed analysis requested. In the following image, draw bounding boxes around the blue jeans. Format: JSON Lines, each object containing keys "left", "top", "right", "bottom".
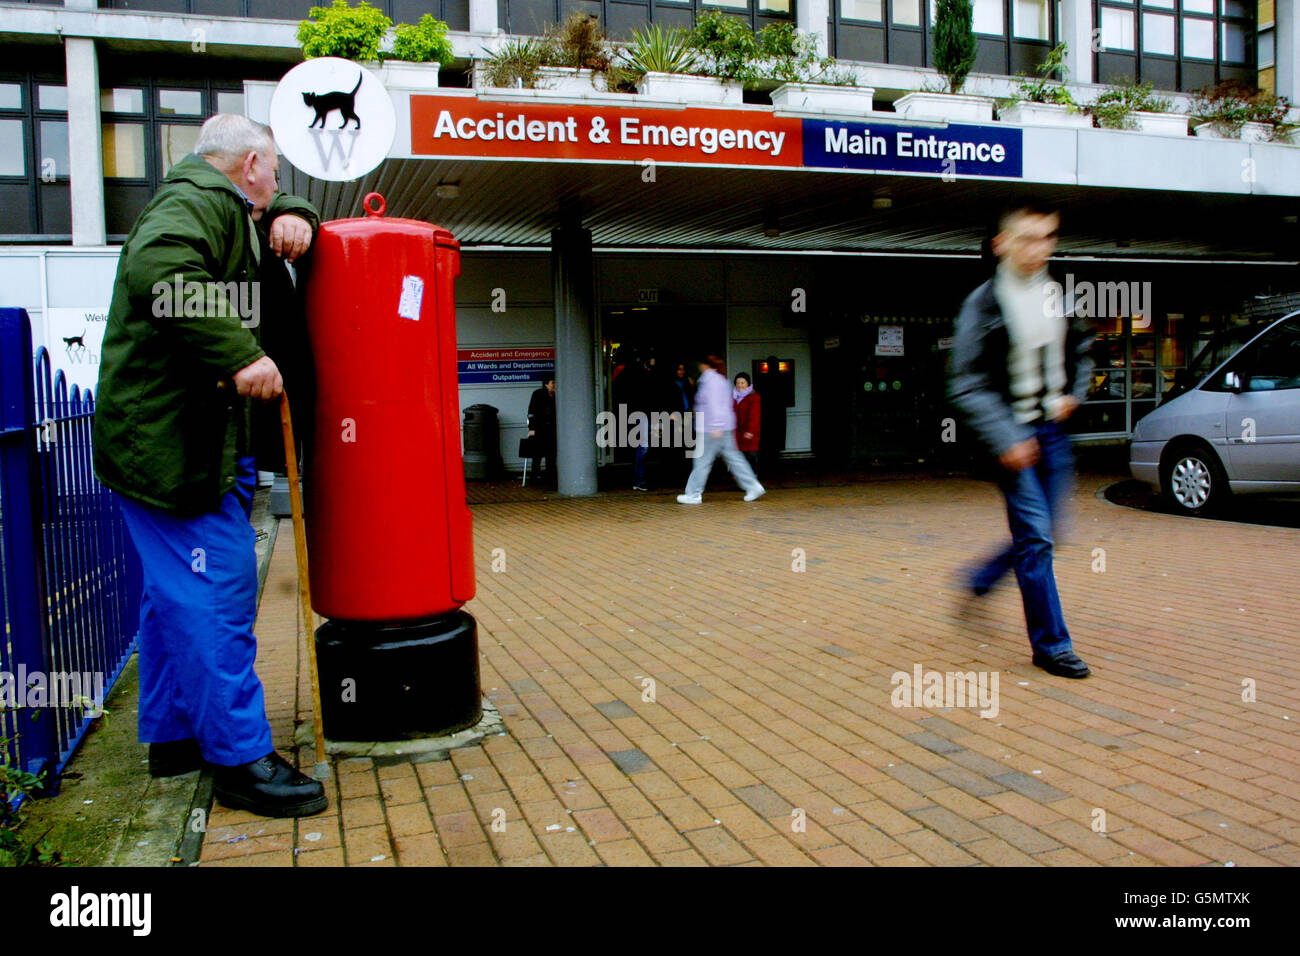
{"left": 971, "top": 420, "right": 1075, "bottom": 658}
{"left": 117, "top": 456, "right": 273, "bottom": 766}
{"left": 684, "top": 430, "right": 763, "bottom": 497}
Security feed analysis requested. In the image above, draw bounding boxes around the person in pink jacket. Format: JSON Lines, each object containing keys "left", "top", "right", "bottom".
{"left": 677, "top": 355, "right": 765, "bottom": 504}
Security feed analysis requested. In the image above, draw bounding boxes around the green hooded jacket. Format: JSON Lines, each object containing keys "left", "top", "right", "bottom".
{"left": 93, "top": 153, "right": 320, "bottom": 516}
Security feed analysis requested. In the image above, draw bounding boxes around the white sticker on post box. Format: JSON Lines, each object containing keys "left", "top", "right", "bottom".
{"left": 398, "top": 275, "right": 424, "bottom": 321}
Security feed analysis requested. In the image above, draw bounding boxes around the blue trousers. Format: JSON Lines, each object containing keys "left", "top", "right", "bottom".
{"left": 117, "top": 456, "right": 272, "bottom": 766}
{"left": 971, "top": 420, "right": 1075, "bottom": 658}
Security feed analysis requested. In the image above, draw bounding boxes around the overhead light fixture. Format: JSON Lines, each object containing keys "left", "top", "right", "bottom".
{"left": 872, "top": 189, "right": 892, "bottom": 211}
{"left": 434, "top": 183, "right": 460, "bottom": 199}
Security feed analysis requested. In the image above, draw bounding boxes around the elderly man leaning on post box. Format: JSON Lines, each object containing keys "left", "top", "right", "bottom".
{"left": 93, "top": 113, "right": 328, "bottom": 818}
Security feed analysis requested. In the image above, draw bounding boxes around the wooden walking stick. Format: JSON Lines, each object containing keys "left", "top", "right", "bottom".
{"left": 279, "top": 389, "right": 329, "bottom": 780}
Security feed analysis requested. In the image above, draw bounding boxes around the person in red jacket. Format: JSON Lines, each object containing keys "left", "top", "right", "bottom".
{"left": 733, "top": 372, "right": 762, "bottom": 475}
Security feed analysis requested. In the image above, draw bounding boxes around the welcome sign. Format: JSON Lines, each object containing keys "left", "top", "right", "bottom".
{"left": 409, "top": 95, "right": 1023, "bottom": 179}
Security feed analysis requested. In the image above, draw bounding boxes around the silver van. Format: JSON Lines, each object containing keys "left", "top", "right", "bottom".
{"left": 1129, "top": 311, "right": 1300, "bottom": 514}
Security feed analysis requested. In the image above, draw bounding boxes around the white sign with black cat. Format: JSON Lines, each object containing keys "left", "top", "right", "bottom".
{"left": 269, "top": 57, "right": 396, "bottom": 182}
{"left": 46, "top": 306, "right": 109, "bottom": 394}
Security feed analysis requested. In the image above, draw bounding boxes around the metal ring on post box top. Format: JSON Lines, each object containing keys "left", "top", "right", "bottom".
{"left": 363, "top": 193, "right": 386, "bottom": 217}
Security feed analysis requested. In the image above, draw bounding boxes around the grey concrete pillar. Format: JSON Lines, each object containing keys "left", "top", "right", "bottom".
{"left": 65, "top": 36, "right": 106, "bottom": 246}
{"left": 1061, "top": 0, "right": 1095, "bottom": 86}
{"left": 797, "top": 0, "right": 831, "bottom": 57}
{"left": 551, "top": 225, "right": 598, "bottom": 496}
{"left": 1277, "top": 0, "right": 1299, "bottom": 104}
{"left": 469, "top": 0, "right": 499, "bottom": 35}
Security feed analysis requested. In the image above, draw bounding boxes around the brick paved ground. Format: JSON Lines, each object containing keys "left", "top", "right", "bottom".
{"left": 199, "top": 473, "right": 1300, "bottom": 866}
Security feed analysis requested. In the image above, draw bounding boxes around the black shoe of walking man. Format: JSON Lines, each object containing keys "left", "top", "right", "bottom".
{"left": 214, "top": 751, "right": 328, "bottom": 817}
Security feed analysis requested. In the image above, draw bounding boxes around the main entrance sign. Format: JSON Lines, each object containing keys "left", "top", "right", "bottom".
{"left": 409, "top": 94, "right": 1024, "bottom": 179}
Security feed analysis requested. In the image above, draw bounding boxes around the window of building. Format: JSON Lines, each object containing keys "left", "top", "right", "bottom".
{"left": 1101, "top": 7, "right": 1136, "bottom": 49}
{"left": 1013, "top": 0, "right": 1049, "bottom": 39}
{"left": 842, "top": 0, "right": 883, "bottom": 20}
{"left": 1142, "top": 12, "right": 1175, "bottom": 53}
{"left": 0, "top": 73, "right": 72, "bottom": 237}
{"left": 892, "top": 0, "right": 920, "bottom": 25}
{"left": 100, "top": 79, "right": 244, "bottom": 237}
{"left": 1095, "top": 0, "right": 1253, "bottom": 90}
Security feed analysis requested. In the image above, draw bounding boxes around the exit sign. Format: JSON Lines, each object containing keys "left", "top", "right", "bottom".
{"left": 636, "top": 288, "right": 659, "bottom": 304}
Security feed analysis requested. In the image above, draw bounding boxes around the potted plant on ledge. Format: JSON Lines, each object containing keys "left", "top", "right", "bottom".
{"left": 894, "top": 0, "right": 994, "bottom": 122}
{"left": 1190, "top": 81, "right": 1296, "bottom": 142}
{"left": 1088, "top": 80, "right": 1185, "bottom": 135}
{"left": 623, "top": 23, "right": 724, "bottom": 103}
{"left": 298, "top": 1, "right": 450, "bottom": 90}
{"left": 996, "top": 43, "right": 1090, "bottom": 128}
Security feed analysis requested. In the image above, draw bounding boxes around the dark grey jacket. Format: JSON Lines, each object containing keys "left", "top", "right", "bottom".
{"left": 947, "top": 275, "right": 1096, "bottom": 460}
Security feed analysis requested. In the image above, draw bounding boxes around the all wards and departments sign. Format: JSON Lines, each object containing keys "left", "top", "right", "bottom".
{"left": 409, "top": 95, "right": 1023, "bottom": 178}
{"left": 458, "top": 348, "right": 556, "bottom": 384}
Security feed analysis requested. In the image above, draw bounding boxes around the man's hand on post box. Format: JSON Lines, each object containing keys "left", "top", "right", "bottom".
{"left": 233, "top": 355, "right": 284, "bottom": 401}
{"left": 269, "top": 214, "right": 313, "bottom": 262}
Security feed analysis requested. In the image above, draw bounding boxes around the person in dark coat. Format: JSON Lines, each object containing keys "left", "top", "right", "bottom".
{"left": 93, "top": 114, "right": 327, "bottom": 817}
{"left": 528, "top": 376, "right": 557, "bottom": 488}
{"left": 733, "top": 371, "right": 762, "bottom": 475}
{"left": 947, "top": 203, "right": 1096, "bottom": 680}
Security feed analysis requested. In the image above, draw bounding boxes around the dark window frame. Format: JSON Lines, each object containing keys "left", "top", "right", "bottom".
{"left": 0, "top": 72, "right": 72, "bottom": 238}
{"left": 1094, "top": 0, "right": 1255, "bottom": 91}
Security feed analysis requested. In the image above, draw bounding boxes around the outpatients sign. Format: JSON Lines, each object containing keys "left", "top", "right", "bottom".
{"left": 409, "top": 95, "right": 1023, "bottom": 178}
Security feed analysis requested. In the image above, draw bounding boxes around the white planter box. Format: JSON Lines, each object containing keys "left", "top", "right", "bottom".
{"left": 893, "top": 91, "right": 995, "bottom": 123}
{"left": 637, "top": 72, "right": 741, "bottom": 104}
{"left": 1193, "top": 120, "right": 1275, "bottom": 140}
{"left": 534, "top": 66, "right": 605, "bottom": 95}
{"left": 1242, "top": 121, "right": 1276, "bottom": 143}
{"left": 1131, "top": 110, "right": 1189, "bottom": 136}
{"left": 770, "top": 82, "right": 874, "bottom": 114}
{"left": 998, "top": 101, "right": 1091, "bottom": 128}
{"left": 378, "top": 61, "right": 441, "bottom": 91}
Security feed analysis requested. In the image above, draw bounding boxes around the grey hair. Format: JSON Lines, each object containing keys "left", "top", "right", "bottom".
{"left": 194, "top": 114, "right": 275, "bottom": 167}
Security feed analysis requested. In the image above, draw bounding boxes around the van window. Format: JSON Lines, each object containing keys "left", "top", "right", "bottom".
{"left": 1242, "top": 317, "right": 1300, "bottom": 391}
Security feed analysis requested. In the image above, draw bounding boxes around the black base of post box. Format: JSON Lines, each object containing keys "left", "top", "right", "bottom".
{"left": 316, "top": 610, "right": 482, "bottom": 741}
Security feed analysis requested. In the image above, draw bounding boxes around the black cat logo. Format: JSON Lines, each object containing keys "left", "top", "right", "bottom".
{"left": 63, "top": 327, "right": 87, "bottom": 351}
{"left": 303, "top": 73, "right": 363, "bottom": 130}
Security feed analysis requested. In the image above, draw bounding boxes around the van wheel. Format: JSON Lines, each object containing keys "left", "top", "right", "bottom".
{"left": 1161, "top": 444, "right": 1229, "bottom": 516}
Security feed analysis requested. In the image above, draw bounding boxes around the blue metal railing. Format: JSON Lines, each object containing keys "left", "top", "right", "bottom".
{"left": 1, "top": 307, "right": 139, "bottom": 803}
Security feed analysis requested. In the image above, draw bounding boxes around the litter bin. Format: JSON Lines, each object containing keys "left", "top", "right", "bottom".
{"left": 463, "top": 403, "right": 501, "bottom": 480}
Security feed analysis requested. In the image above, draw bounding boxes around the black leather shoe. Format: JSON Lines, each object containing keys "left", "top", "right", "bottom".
{"left": 213, "top": 751, "right": 328, "bottom": 818}
{"left": 1032, "top": 650, "right": 1092, "bottom": 679}
{"left": 149, "top": 739, "right": 204, "bottom": 778}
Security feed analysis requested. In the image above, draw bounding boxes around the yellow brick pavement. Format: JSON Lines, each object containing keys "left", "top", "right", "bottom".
{"left": 199, "top": 475, "right": 1300, "bottom": 866}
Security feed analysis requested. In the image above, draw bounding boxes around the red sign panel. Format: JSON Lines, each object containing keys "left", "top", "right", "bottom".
{"left": 410, "top": 94, "right": 803, "bottom": 167}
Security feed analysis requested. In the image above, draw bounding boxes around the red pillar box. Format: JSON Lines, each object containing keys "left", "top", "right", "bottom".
{"left": 304, "top": 193, "right": 480, "bottom": 740}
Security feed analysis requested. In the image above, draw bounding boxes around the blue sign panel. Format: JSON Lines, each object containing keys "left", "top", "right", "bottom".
{"left": 458, "top": 360, "right": 555, "bottom": 384}
{"left": 802, "top": 120, "right": 1024, "bottom": 178}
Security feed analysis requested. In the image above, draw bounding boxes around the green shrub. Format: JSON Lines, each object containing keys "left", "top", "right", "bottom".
{"left": 1, "top": 738, "right": 61, "bottom": 867}
{"left": 688, "top": 11, "right": 854, "bottom": 87}
{"left": 1189, "top": 80, "right": 1265, "bottom": 136}
{"left": 297, "top": 0, "right": 392, "bottom": 62}
{"left": 1089, "top": 81, "right": 1174, "bottom": 130}
{"left": 480, "top": 37, "right": 558, "bottom": 89}
{"left": 386, "top": 13, "right": 454, "bottom": 65}
{"left": 933, "top": 0, "right": 977, "bottom": 94}
{"left": 622, "top": 23, "right": 700, "bottom": 76}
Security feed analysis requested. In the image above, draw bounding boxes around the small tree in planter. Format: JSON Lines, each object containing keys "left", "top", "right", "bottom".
{"left": 1191, "top": 83, "right": 1295, "bottom": 141}
{"left": 384, "top": 13, "right": 453, "bottom": 65}
{"left": 1000, "top": 43, "right": 1077, "bottom": 110}
{"left": 933, "top": 0, "right": 978, "bottom": 95}
{"left": 298, "top": 0, "right": 392, "bottom": 62}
